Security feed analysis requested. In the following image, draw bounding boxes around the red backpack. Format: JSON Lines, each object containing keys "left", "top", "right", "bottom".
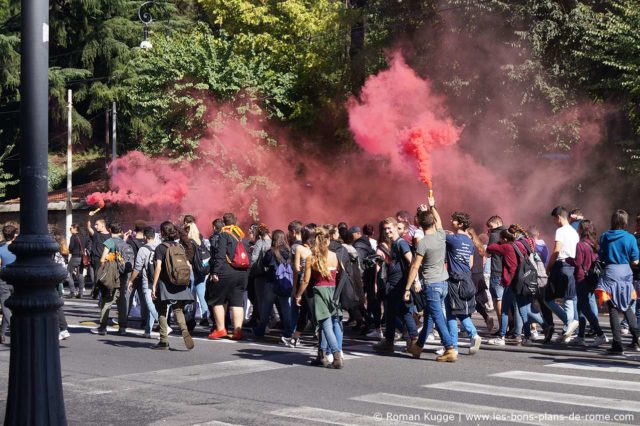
{"left": 225, "top": 230, "right": 250, "bottom": 270}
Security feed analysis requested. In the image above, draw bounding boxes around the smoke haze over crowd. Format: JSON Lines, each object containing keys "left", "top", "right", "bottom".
{"left": 87, "top": 46, "right": 614, "bottom": 238}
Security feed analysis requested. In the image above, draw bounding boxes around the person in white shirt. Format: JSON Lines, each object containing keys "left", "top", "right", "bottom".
{"left": 543, "top": 206, "right": 580, "bottom": 343}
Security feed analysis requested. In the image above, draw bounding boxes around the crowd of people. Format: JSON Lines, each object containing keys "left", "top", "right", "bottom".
{"left": 0, "top": 197, "right": 639, "bottom": 367}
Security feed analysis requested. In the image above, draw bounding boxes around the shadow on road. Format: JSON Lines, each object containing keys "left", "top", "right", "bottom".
{"left": 234, "top": 347, "right": 313, "bottom": 366}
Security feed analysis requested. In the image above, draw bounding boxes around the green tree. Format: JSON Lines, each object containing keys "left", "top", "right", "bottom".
{"left": 197, "top": 0, "right": 351, "bottom": 126}
{"left": 110, "top": 23, "right": 296, "bottom": 158}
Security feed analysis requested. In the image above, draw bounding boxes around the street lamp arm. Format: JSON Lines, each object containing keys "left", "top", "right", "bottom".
{"left": 138, "top": 1, "right": 156, "bottom": 25}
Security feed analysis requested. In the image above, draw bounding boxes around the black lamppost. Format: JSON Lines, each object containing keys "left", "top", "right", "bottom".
{"left": 2, "top": 1, "right": 68, "bottom": 424}
{"left": 138, "top": 1, "right": 156, "bottom": 49}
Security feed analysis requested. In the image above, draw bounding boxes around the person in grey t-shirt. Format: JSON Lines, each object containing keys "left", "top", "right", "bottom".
{"left": 404, "top": 199, "right": 456, "bottom": 362}
{"left": 126, "top": 227, "right": 159, "bottom": 337}
{"left": 416, "top": 230, "right": 449, "bottom": 284}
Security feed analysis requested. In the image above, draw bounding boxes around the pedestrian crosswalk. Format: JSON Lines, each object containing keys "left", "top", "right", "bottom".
{"left": 545, "top": 360, "right": 640, "bottom": 375}
{"left": 265, "top": 361, "right": 639, "bottom": 426}
{"left": 271, "top": 406, "right": 427, "bottom": 426}
{"left": 58, "top": 332, "right": 640, "bottom": 426}
{"left": 424, "top": 381, "right": 640, "bottom": 413}
{"left": 492, "top": 370, "right": 640, "bottom": 392}
{"left": 352, "top": 393, "right": 559, "bottom": 426}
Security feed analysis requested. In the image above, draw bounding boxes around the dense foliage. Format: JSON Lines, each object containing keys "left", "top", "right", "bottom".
{"left": 1, "top": 0, "right": 640, "bottom": 199}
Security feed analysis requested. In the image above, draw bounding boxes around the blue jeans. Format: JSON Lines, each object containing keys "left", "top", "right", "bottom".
{"left": 499, "top": 286, "right": 523, "bottom": 337}
{"left": 191, "top": 277, "right": 209, "bottom": 319}
{"left": 142, "top": 286, "right": 159, "bottom": 334}
{"left": 417, "top": 281, "right": 454, "bottom": 348}
{"left": 576, "top": 283, "right": 602, "bottom": 337}
{"left": 515, "top": 293, "right": 546, "bottom": 338}
{"left": 636, "top": 281, "right": 640, "bottom": 326}
{"left": 622, "top": 280, "right": 640, "bottom": 329}
{"left": 253, "top": 281, "right": 293, "bottom": 338}
{"left": 546, "top": 297, "right": 577, "bottom": 332}
{"left": 445, "top": 300, "right": 478, "bottom": 350}
{"left": 320, "top": 316, "right": 343, "bottom": 355}
{"left": 489, "top": 274, "right": 504, "bottom": 300}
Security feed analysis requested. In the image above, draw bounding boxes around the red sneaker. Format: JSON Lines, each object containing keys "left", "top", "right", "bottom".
{"left": 230, "top": 330, "right": 243, "bottom": 341}
{"left": 208, "top": 329, "right": 228, "bottom": 340}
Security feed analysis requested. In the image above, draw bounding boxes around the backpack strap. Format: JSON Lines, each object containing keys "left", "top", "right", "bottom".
{"left": 378, "top": 243, "right": 391, "bottom": 259}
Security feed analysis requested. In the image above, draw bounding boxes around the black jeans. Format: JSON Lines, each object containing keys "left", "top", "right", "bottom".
{"left": 58, "top": 300, "right": 68, "bottom": 331}
{"left": 383, "top": 284, "right": 418, "bottom": 341}
{"left": 535, "top": 287, "right": 554, "bottom": 327}
{"left": 0, "top": 281, "right": 13, "bottom": 337}
{"left": 68, "top": 256, "right": 85, "bottom": 295}
{"left": 608, "top": 301, "right": 639, "bottom": 351}
{"left": 364, "top": 277, "right": 382, "bottom": 328}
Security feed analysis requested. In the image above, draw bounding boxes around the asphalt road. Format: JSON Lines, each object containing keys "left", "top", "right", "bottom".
{"left": 1, "top": 297, "right": 639, "bottom": 425}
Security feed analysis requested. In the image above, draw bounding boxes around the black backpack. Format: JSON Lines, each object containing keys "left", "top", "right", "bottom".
{"left": 112, "top": 238, "right": 135, "bottom": 275}
{"left": 585, "top": 258, "right": 604, "bottom": 291}
{"left": 143, "top": 244, "right": 156, "bottom": 282}
{"left": 127, "top": 238, "right": 144, "bottom": 257}
{"left": 511, "top": 243, "right": 539, "bottom": 297}
{"left": 332, "top": 246, "right": 361, "bottom": 309}
{"left": 192, "top": 240, "right": 211, "bottom": 278}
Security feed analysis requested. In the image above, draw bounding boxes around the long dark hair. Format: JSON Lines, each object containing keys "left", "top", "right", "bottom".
{"left": 499, "top": 229, "right": 516, "bottom": 243}
{"left": 579, "top": 219, "right": 599, "bottom": 251}
{"left": 271, "top": 229, "right": 290, "bottom": 264}
{"left": 301, "top": 225, "right": 315, "bottom": 246}
{"left": 160, "top": 221, "right": 194, "bottom": 260}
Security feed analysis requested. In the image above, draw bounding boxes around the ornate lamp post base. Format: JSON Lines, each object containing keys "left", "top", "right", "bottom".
{"left": 3, "top": 235, "right": 67, "bottom": 424}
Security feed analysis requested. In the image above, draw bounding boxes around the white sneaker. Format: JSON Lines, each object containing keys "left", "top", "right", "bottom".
{"left": 326, "top": 353, "right": 334, "bottom": 363}
{"left": 366, "top": 329, "right": 383, "bottom": 339}
{"left": 470, "top": 335, "right": 482, "bottom": 354}
{"left": 487, "top": 337, "right": 505, "bottom": 346}
{"left": 167, "top": 326, "right": 173, "bottom": 335}
{"left": 564, "top": 320, "right": 579, "bottom": 338}
{"left": 530, "top": 330, "right": 541, "bottom": 340}
{"left": 591, "top": 334, "right": 609, "bottom": 347}
{"left": 394, "top": 332, "right": 403, "bottom": 341}
{"left": 426, "top": 332, "right": 437, "bottom": 343}
{"left": 58, "top": 330, "right": 71, "bottom": 340}
{"left": 621, "top": 327, "right": 630, "bottom": 336}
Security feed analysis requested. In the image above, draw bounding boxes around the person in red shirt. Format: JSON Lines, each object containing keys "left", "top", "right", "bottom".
{"left": 485, "top": 229, "right": 524, "bottom": 345}
{"left": 574, "top": 220, "right": 607, "bottom": 346}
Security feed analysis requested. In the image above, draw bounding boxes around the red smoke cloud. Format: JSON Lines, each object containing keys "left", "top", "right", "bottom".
{"left": 348, "top": 53, "right": 462, "bottom": 188}
{"left": 86, "top": 50, "right": 610, "bottom": 241}
{"left": 85, "top": 101, "right": 429, "bottom": 232}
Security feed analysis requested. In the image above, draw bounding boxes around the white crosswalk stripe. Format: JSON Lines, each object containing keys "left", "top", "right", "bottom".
{"left": 65, "top": 359, "right": 292, "bottom": 394}
{"left": 424, "top": 381, "right": 640, "bottom": 413}
{"left": 271, "top": 406, "right": 428, "bottom": 426}
{"left": 545, "top": 360, "right": 640, "bottom": 375}
{"left": 350, "top": 392, "right": 613, "bottom": 426}
{"left": 493, "top": 370, "right": 640, "bottom": 392}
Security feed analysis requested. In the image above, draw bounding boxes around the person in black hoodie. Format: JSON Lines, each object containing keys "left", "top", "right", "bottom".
{"left": 352, "top": 226, "right": 377, "bottom": 334}
{"left": 127, "top": 220, "right": 148, "bottom": 327}
{"left": 487, "top": 215, "right": 507, "bottom": 334}
{"left": 253, "top": 230, "right": 294, "bottom": 344}
{"left": 68, "top": 223, "right": 88, "bottom": 298}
